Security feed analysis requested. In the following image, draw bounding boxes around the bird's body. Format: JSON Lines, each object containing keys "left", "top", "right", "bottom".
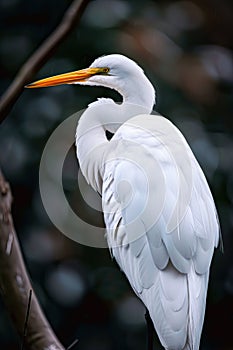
{"left": 101, "top": 116, "right": 216, "bottom": 349}
{"left": 27, "top": 54, "right": 220, "bottom": 349}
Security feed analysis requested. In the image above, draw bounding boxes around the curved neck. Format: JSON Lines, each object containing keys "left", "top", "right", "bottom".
{"left": 76, "top": 78, "right": 155, "bottom": 192}
{"left": 120, "top": 75, "right": 156, "bottom": 112}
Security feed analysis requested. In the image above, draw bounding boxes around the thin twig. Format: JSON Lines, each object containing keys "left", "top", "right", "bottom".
{"left": 21, "top": 289, "right": 32, "bottom": 350}
{"left": 0, "top": 0, "right": 90, "bottom": 123}
{"left": 67, "top": 338, "right": 79, "bottom": 350}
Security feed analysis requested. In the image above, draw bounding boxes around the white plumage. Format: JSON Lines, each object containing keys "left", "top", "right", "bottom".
{"left": 100, "top": 111, "right": 218, "bottom": 349}
{"left": 27, "top": 54, "right": 220, "bottom": 350}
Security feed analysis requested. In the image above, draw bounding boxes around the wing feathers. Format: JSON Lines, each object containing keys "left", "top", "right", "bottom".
{"left": 101, "top": 114, "right": 219, "bottom": 350}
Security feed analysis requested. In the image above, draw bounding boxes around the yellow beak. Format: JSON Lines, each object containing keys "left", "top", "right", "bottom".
{"left": 25, "top": 67, "right": 106, "bottom": 88}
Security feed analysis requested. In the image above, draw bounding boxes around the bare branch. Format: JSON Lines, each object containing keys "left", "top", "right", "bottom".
{"left": 0, "top": 0, "right": 90, "bottom": 123}
{"left": 0, "top": 1, "right": 90, "bottom": 345}
{"left": 21, "top": 289, "right": 32, "bottom": 350}
{"left": 0, "top": 169, "right": 66, "bottom": 350}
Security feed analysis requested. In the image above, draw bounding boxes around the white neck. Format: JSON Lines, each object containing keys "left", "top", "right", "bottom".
{"left": 76, "top": 75, "right": 155, "bottom": 192}
{"left": 120, "top": 74, "right": 155, "bottom": 112}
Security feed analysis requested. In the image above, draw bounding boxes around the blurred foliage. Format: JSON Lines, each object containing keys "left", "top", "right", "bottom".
{"left": 0, "top": 0, "right": 233, "bottom": 349}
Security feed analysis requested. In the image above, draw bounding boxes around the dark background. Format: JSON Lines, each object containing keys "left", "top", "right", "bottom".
{"left": 0, "top": 0, "right": 233, "bottom": 349}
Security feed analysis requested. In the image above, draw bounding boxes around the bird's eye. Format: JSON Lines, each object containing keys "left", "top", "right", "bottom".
{"left": 102, "top": 67, "right": 110, "bottom": 74}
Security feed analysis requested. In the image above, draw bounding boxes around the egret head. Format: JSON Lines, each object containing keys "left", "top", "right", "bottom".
{"left": 86, "top": 54, "right": 144, "bottom": 86}
{"left": 26, "top": 54, "right": 142, "bottom": 87}
{"left": 26, "top": 54, "right": 155, "bottom": 109}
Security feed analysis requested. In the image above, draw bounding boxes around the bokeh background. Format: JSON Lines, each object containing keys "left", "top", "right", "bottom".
{"left": 0, "top": 0, "right": 233, "bottom": 349}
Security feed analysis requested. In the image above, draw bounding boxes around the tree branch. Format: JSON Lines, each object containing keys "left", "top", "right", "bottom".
{"left": 0, "top": 1, "right": 91, "bottom": 346}
{"left": 0, "top": 169, "right": 65, "bottom": 350}
{"left": 0, "top": 0, "right": 90, "bottom": 123}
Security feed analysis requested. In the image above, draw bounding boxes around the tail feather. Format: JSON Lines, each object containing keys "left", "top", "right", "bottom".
{"left": 139, "top": 262, "right": 209, "bottom": 350}
{"left": 186, "top": 264, "right": 209, "bottom": 350}
{"left": 141, "top": 263, "right": 189, "bottom": 350}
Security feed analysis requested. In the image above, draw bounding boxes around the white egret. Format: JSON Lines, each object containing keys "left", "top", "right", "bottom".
{"left": 26, "top": 54, "right": 220, "bottom": 350}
